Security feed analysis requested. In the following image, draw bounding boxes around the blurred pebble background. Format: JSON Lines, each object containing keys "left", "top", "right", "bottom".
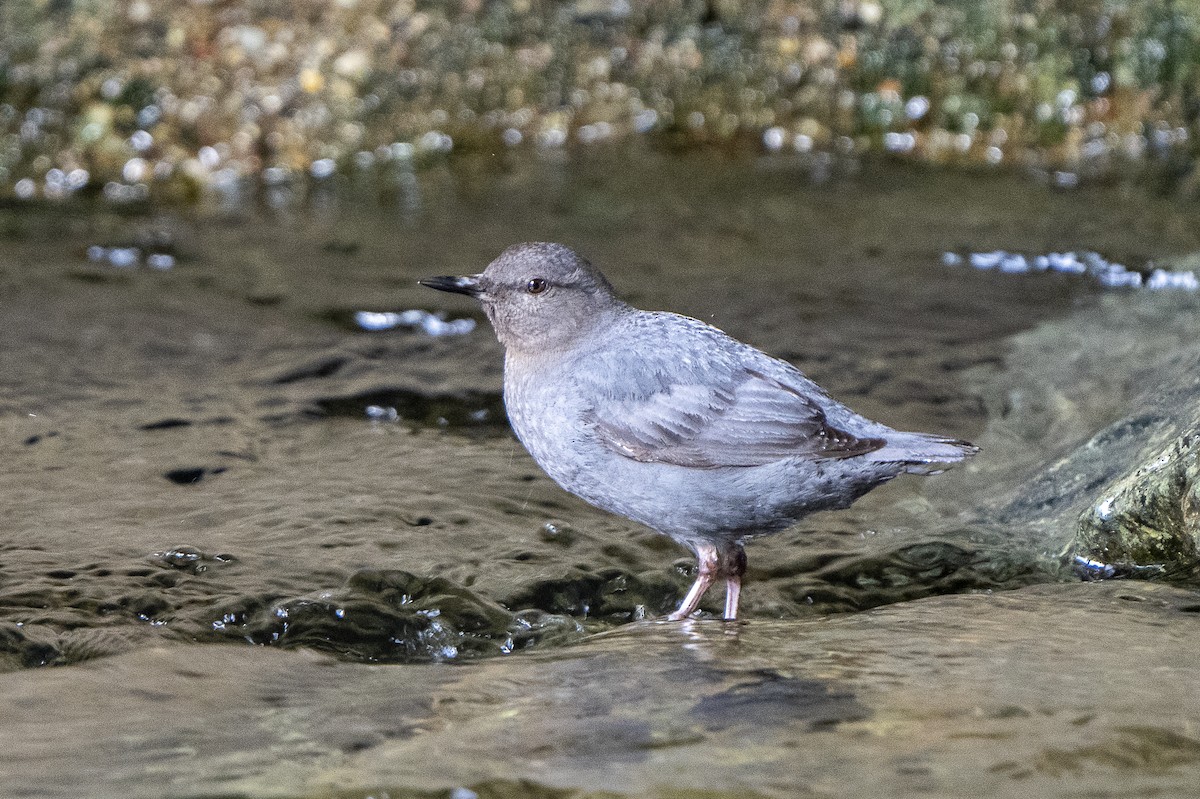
{"left": 1, "top": 0, "right": 1198, "bottom": 204}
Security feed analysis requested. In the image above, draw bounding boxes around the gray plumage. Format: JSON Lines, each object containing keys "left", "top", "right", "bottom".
{"left": 420, "top": 242, "right": 977, "bottom": 620}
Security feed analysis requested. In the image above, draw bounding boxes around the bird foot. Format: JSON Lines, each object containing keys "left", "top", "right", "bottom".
{"left": 664, "top": 542, "right": 745, "bottom": 621}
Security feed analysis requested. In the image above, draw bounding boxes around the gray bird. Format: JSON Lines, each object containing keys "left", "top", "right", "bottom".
{"left": 420, "top": 242, "right": 977, "bottom": 621}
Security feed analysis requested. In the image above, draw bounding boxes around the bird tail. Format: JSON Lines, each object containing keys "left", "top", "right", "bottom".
{"left": 870, "top": 432, "right": 978, "bottom": 475}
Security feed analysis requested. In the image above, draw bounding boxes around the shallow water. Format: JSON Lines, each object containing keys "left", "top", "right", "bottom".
{"left": 2, "top": 152, "right": 1199, "bottom": 795}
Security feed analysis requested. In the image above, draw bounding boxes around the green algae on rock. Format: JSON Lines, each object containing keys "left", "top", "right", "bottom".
{"left": 958, "top": 286, "right": 1200, "bottom": 577}
{"left": 1076, "top": 417, "right": 1200, "bottom": 575}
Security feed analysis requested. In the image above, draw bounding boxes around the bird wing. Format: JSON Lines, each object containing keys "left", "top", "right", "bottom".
{"left": 585, "top": 360, "right": 885, "bottom": 469}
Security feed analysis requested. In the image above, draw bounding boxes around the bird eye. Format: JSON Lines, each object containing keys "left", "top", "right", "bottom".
{"left": 526, "top": 277, "right": 548, "bottom": 295}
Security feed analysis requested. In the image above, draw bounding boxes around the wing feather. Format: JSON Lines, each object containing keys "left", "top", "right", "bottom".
{"left": 588, "top": 363, "right": 884, "bottom": 468}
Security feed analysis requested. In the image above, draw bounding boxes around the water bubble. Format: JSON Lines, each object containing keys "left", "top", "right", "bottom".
{"left": 502, "top": 127, "right": 523, "bottom": 146}
{"left": 985, "top": 145, "right": 1003, "bottom": 164}
{"left": 362, "top": 400, "right": 396, "bottom": 419}
{"left": 792, "top": 133, "right": 813, "bottom": 152}
{"left": 146, "top": 253, "right": 175, "bottom": 270}
{"left": 687, "top": 111, "right": 705, "bottom": 129}
{"left": 1080, "top": 139, "right": 1107, "bottom": 160}
{"left": 122, "top": 158, "right": 148, "bottom": 183}
{"left": 632, "top": 108, "right": 658, "bottom": 133}
{"left": 353, "top": 309, "right": 475, "bottom": 336}
{"left": 310, "top": 158, "right": 336, "bottom": 178}
{"left": 107, "top": 247, "right": 141, "bottom": 268}
{"left": 101, "top": 77, "right": 122, "bottom": 99}
{"left": 883, "top": 131, "right": 915, "bottom": 153}
{"left": 262, "top": 166, "right": 290, "bottom": 185}
{"left": 417, "top": 130, "right": 453, "bottom": 152}
{"left": 968, "top": 251, "right": 1005, "bottom": 269}
{"left": 353, "top": 150, "right": 374, "bottom": 170}
{"left": 137, "top": 105, "right": 161, "bottom": 128}
{"left": 1091, "top": 72, "right": 1111, "bottom": 94}
{"left": 390, "top": 142, "right": 415, "bottom": 160}
{"left": 1073, "top": 554, "right": 1116, "bottom": 579}
{"left": 1047, "top": 252, "right": 1084, "bottom": 273}
{"left": 1143, "top": 39, "right": 1167, "bottom": 61}
{"left": 941, "top": 252, "right": 963, "bottom": 266}
{"left": 762, "top": 126, "right": 786, "bottom": 152}
{"left": 1094, "top": 269, "right": 1141, "bottom": 288}
{"left": 66, "top": 168, "right": 89, "bottom": 190}
{"left": 999, "top": 254, "right": 1029, "bottom": 273}
{"left": 130, "top": 130, "right": 153, "bottom": 151}
{"left": 14, "top": 178, "right": 35, "bottom": 199}
{"left": 577, "top": 122, "right": 613, "bottom": 144}
{"left": 536, "top": 128, "right": 567, "bottom": 148}
{"left": 1052, "top": 171, "right": 1079, "bottom": 189}
{"left": 1146, "top": 269, "right": 1199, "bottom": 291}
{"left": 197, "top": 146, "right": 221, "bottom": 169}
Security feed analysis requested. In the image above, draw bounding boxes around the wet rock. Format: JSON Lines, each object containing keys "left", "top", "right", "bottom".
{"left": 962, "top": 291, "right": 1200, "bottom": 575}
{"left": 1076, "top": 425, "right": 1200, "bottom": 573}
{"left": 0, "top": 624, "right": 63, "bottom": 669}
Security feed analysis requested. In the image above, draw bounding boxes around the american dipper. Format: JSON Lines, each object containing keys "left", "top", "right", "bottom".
{"left": 421, "top": 242, "right": 977, "bottom": 620}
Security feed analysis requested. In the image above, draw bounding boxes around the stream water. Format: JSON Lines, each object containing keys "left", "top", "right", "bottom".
{"left": 2, "top": 152, "right": 1199, "bottom": 798}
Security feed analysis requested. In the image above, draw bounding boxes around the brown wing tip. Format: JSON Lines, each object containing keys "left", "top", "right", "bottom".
{"left": 815, "top": 426, "right": 887, "bottom": 460}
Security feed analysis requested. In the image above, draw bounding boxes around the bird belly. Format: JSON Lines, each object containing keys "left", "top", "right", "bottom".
{"left": 503, "top": 368, "right": 902, "bottom": 547}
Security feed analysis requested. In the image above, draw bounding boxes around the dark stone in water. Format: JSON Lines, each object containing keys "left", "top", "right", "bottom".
{"left": 139, "top": 418, "right": 193, "bottom": 430}
{"left": 271, "top": 356, "right": 350, "bottom": 384}
{"left": 501, "top": 567, "right": 680, "bottom": 621}
{"left": 1076, "top": 422, "right": 1200, "bottom": 574}
{"left": 163, "top": 467, "right": 225, "bottom": 485}
{"left": 0, "top": 624, "right": 63, "bottom": 669}
{"left": 313, "top": 387, "right": 508, "bottom": 432}
{"left": 968, "top": 291, "right": 1200, "bottom": 577}
{"left": 688, "top": 669, "right": 869, "bottom": 731}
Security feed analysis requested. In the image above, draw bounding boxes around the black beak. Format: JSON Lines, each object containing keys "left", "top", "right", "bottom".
{"left": 418, "top": 274, "right": 483, "bottom": 297}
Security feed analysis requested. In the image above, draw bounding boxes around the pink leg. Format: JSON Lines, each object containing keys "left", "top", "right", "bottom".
{"left": 723, "top": 574, "right": 741, "bottom": 620}
{"left": 666, "top": 543, "right": 718, "bottom": 621}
